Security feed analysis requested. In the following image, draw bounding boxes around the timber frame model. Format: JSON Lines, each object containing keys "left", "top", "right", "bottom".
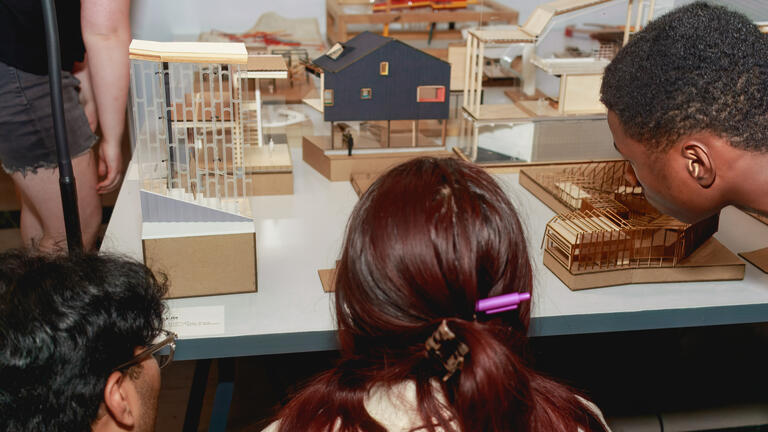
{"left": 519, "top": 161, "right": 745, "bottom": 290}
{"left": 129, "top": 40, "right": 292, "bottom": 215}
{"left": 326, "top": 0, "right": 518, "bottom": 59}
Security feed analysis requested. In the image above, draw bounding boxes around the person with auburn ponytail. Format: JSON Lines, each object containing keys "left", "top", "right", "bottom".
{"left": 263, "top": 157, "right": 610, "bottom": 432}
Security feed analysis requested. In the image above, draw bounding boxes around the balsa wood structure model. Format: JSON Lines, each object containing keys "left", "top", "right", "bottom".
{"left": 520, "top": 161, "right": 745, "bottom": 289}
{"left": 326, "top": 0, "right": 518, "bottom": 59}
{"left": 129, "top": 40, "right": 292, "bottom": 219}
{"left": 463, "top": 0, "right": 655, "bottom": 121}
{"left": 302, "top": 32, "right": 453, "bottom": 181}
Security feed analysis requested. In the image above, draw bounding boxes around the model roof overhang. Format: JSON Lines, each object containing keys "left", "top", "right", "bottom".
{"left": 129, "top": 40, "right": 249, "bottom": 64}
{"left": 311, "top": 31, "right": 448, "bottom": 74}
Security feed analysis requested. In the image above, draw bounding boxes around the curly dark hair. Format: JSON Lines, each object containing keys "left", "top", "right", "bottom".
{"left": 601, "top": 2, "right": 768, "bottom": 152}
{"left": 0, "top": 251, "right": 167, "bottom": 432}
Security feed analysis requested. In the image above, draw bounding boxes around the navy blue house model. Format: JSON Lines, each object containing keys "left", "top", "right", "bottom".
{"left": 312, "top": 31, "right": 450, "bottom": 122}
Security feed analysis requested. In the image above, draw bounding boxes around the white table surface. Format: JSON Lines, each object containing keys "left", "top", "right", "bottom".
{"left": 103, "top": 149, "right": 768, "bottom": 360}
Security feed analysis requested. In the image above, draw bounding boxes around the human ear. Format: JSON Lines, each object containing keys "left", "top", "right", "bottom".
{"left": 681, "top": 142, "right": 715, "bottom": 188}
{"left": 103, "top": 371, "right": 136, "bottom": 428}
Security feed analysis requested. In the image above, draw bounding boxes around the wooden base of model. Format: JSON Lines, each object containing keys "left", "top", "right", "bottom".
{"left": 544, "top": 237, "right": 745, "bottom": 290}
{"left": 739, "top": 247, "right": 768, "bottom": 274}
{"left": 143, "top": 230, "right": 258, "bottom": 299}
{"left": 195, "top": 143, "right": 294, "bottom": 196}
{"left": 302, "top": 135, "right": 453, "bottom": 181}
{"left": 241, "top": 144, "right": 294, "bottom": 195}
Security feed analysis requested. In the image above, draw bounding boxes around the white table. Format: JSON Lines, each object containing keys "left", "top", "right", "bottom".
{"left": 103, "top": 149, "right": 768, "bottom": 361}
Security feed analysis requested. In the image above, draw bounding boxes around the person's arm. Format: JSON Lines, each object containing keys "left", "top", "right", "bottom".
{"left": 80, "top": 0, "right": 131, "bottom": 194}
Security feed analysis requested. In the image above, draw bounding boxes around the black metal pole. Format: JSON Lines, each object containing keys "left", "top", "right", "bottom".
{"left": 162, "top": 62, "right": 176, "bottom": 189}
{"left": 41, "top": 0, "right": 83, "bottom": 253}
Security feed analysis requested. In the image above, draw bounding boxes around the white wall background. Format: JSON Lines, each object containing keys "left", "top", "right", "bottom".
{"left": 129, "top": 0, "right": 679, "bottom": 41}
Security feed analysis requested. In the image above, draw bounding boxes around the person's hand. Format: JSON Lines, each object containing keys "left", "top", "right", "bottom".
{"left": 96, "top": 140, "right": 123, "bottom": 194}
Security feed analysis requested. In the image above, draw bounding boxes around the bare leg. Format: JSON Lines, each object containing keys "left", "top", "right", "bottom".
{"left": 11, "top": 150, "right": 102, "bottom": 252}
{"left": 18, "top": 191, "right": 44, "bottom": 249}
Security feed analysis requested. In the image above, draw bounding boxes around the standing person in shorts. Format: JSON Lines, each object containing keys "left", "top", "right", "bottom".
{"left": 0, "top": 0, "right": 131, "bottom": 251}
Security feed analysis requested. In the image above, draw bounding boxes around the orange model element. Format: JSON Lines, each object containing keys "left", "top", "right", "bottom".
{"left": 372, "top": 0, "right": 478, "bottom": 12}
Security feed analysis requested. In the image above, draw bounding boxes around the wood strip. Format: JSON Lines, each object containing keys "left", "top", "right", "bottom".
{"left": 129, "top": 40, "right": 248, "bottom": 64}
{"left": 739, "top": 247, "right": 768, "bottom": 274}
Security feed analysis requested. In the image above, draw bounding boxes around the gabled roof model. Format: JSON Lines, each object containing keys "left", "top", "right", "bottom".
{"left": 312, "top": 31, "right": 448, "bottom": 73}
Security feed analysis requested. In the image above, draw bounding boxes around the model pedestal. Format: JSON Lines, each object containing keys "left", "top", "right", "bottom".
{"left": 242, "top": 144, "right": 294, "bottom": 195}
{"left": 302, "top": 135, "right": 453, "bottom": 181}
{"left": 544, "top": 237, "right": 745, "bottom": 290}
{"left": 196, "top": 143, "right": 294, "bottom": 196}
{"left": 143, "top": 228, "right": 257, "bottom": 299}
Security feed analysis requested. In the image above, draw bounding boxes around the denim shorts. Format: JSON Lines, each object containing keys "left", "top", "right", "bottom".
{"left": 0, "top": 60, "right": 98, "bottom": 175}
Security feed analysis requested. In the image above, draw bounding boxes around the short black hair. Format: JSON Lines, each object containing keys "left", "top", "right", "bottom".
{"left": 0, "top": 251, "right": 167, "bottom": 431}
{"left": 601, "top": 2, "right": 768, "bottom": 152}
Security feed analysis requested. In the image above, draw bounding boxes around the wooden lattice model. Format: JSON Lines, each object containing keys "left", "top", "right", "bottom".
{"left": 532, "top": 161, "right": 719, "bottom": 275}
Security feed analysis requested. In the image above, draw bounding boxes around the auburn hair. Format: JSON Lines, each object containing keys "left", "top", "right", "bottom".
{"left": 276, "top": 158, "right": 606, "bottom": 431}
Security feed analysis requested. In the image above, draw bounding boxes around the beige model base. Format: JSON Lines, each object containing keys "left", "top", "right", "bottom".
{"left": 545, "top": 237, "right": 745, "bottom": 290}
{"left": 143, "top": 232, "right": 257, "bottom": 298}
{"left": 318, "top": 268, "right": 338, "bottom": 293}
{"left": 197, "top": 144, "right": 294, "bottom": 196}
{"left": 246, "top": 171, "right": 293, "bottom": 195}
{"left": 244, "top": 144, "right": 294, "bottom": 195}
{"left": 739, "top": 247, "right": 768, "bottom": 274}
{"left": 318, "top": 260, "right": 341, "bottom": 292}
{"left": 302, "top": 136, "right": 453, "bottom": 181}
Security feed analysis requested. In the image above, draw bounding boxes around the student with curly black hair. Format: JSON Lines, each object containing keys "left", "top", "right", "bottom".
{"left": 0, "top": 251, "right": 172, "bottom": 432}
{"left": 601, "top": 2, "right": 768, "bottom": 223}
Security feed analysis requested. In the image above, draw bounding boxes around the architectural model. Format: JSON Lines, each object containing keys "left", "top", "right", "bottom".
{"left": 129, "top": 39, "right": 292, "bottom": 222}
{"left": 326, "top": 0, "right": 518, "bottom": 59}
{"left": 198, "top": 12, "right": 327, "bottom": 103}
{"left": 519, "top": 161, "right": 745, "bottom": 289}
{"left": 462, "top": 0, "right": 648, "bottom": 120}
{"left": 302, "top": 31, "right": 454, "bottom": 181}
{"left": 453, "top": 0, "right": 655, "bottom": 166}
{"left": 128, "top": 40, "right": 292, "bottom": 297}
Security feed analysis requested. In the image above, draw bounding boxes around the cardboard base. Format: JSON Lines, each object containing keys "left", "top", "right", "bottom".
{"left": 318, "top": 268, "right": 337, "bottom": 293}
{"left": 739, "top": 247, "right": 768, "bottom": 274}
{"left": 302, "top": 136, "right": 453, "bottom": 181}
{"left": 247, "top": 171, "right": 293, "bottom": 195}
{"left": 544, "top": 237, "right": 745, "bottom": 290}
{"left": 143, "top": 232, "right": 257, "bottom": 298}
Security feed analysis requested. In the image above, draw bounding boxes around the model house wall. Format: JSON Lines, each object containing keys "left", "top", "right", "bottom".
{"left": 314, "top": 32, "right": 450, "bottom": 122}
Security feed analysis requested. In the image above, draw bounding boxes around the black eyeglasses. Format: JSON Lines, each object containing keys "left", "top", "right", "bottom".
{"left": 114, "top": 329, "right": 177, "bottom": 371}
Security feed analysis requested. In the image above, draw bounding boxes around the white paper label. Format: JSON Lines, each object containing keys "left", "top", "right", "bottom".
{"left": 166, "top": 306, "right": 226, "bottom": 338}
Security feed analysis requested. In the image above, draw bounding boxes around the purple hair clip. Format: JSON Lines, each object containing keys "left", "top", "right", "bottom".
{"left": 476, "top": 292, "right": 531, "bottom": 315}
